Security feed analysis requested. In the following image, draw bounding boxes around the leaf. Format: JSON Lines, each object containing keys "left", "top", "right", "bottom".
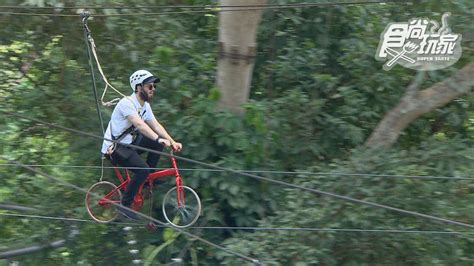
{"left": 144, "top": 233, "right": 180, "bottom": 266}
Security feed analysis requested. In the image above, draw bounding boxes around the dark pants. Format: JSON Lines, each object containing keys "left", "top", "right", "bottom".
{"left": 110, "top": 134, "right": 164, "bottom": 207}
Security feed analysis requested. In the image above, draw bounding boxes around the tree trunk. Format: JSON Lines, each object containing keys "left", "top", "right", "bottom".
{"left": 217, "top": 0, "right": 266, "bottom": 114}
{"left": 365, "top": 62, "right": 474, "bottom": 148}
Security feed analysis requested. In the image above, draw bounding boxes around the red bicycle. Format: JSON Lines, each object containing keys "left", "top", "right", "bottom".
{"left": 85, "top": 150, "right": 201, "bottom": 228}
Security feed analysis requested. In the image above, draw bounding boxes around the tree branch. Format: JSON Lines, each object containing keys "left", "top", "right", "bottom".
{"left": 365, "top": 62, "right": 474, "bottom": 148}
{"left": 0, "top": 204, "right": 79, "bottom": 259}
{"left": 0, "top": 224, "right": 79, "bottom": 259}
{"left": 404, "top": 71, "right": 425, "bottom": 98}
{"left": 0, "top": 240, "right": 66, "bottom": 259}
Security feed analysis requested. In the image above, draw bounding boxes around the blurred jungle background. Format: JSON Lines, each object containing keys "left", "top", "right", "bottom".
{"left": 0, "top": 0, "right": 473, "bottom": 265}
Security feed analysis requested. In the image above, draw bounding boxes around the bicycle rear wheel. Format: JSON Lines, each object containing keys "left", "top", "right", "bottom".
{"left": 85, "top": 181, "right": 122, "bottom": 223}
{"left": 162, "top": 186, "right": 201, "bottom": 228}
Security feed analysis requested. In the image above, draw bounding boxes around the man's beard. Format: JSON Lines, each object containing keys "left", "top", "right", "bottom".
{"left": 139, "top": 89, "right": 152, "bottom": 102}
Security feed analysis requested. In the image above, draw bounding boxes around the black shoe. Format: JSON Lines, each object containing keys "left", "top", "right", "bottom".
{"left": 116, "top": 205, "right": 140, "bottom": 220}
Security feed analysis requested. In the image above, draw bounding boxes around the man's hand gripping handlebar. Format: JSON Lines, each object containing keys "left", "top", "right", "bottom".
{"left": 157, "top": 138, "right": 182, "bottom": 152}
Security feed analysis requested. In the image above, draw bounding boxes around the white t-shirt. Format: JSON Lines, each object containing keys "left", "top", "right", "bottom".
{"left": 101, "top": 94, "right": 155, "bottom": 154}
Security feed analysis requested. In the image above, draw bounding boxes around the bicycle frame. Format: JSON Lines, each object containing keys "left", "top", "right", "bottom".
{"left": 98, "top": 151, "right": 184, "bottom": 210}
{"left": 86, "top": 149, "right": 201, "bottom": 227}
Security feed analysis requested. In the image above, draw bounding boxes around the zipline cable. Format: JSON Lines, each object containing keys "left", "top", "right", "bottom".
{"left": 0, "top": 212, "right": 138, "bottom": 226}
{"left": 0, "top": 157, "right": 263, "bottom": 265}
{"left": 0, "top": 1, "right": 405, "bottom": 10}
{"left": 0, "top": 163, "right": 471, "bottom": 180}
{"left": 2, "top": 212, "right": 474, "bottom": 236}
{"left": 0, "top": 1, "right": 408, "bottom": 17}
{"left": 2, "top": 110, "right": 474, "bottom": 230}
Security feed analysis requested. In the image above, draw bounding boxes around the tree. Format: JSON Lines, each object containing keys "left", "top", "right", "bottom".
{"left": 1, "top": 0, "right": 473, "bottom": 264}
{"left": 366, "top": 62, "right": 474, "bottom": 148}
{"left": 217, "top": 0, "right": 266, "bottom": 114}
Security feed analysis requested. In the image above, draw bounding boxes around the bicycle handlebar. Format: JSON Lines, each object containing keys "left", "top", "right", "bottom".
{"left": 165, "top": 146, "right": 178, "bottom": 155}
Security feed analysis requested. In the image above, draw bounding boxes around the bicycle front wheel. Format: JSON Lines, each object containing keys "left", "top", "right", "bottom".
{"left": 85, "top": 181, "right": 122, "bottom": 223}
{"left": 162, "top": 186, "right": 201, "bottom": 228}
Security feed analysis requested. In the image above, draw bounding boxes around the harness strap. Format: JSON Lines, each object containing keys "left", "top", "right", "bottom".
{"left": 111, "top": 96, "right": 146, "bottom": 142}
{"left": 112, "top": 125, "right": 137, "bottom": 142}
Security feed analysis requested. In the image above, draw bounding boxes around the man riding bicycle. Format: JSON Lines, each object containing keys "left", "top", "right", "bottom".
{"left": 101, "top": 69, "right": 182, "bottom": 219}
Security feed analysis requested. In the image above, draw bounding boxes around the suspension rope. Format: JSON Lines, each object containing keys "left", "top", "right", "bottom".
{"left": 0, "top": 157, "right": 262, "bottom": 265}
{"left": 80, "top": 11, "right": 121, "bottom": 181}
{"left": 2, "top": 110, "right": 474, "bottom": 230}
{"left": 0, "top": 163, "right": 471, "bottom": 180}
{"left": 81, "top": 12, "right": 106, "bottom": 135}
{"left": 81, "top": 11, "right": 125, "bottom": 107}
{"left": 0, "top": 1, "right": 407, "bottom": 17}
{"left": 2, "top": 213, "right": 473, "bottom": 236}
{"left": 99, "top": 156, "right": 105, "bottom": 182}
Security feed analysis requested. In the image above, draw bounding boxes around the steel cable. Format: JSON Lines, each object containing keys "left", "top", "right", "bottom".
{"left": 0, "top": 163, "right": 471, "bottom": 180}
{"left": 0, "top": 157, "right": 263, "bottom": 264}
{"left": 2, "top": 213, "right": 473, "bottom": 235}
{"left": 2, "top": 110, "right": 474, "bottom": 229}
{"left": 0, "top": 1, "right": 404, "bottom": 10}
{"left": 0, "top": 1, "right": 407, "bottom": 17}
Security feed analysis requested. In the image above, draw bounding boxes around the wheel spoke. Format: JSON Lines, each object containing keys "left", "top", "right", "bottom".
{"left": 170, "top": 198, "right": 178, "bottom": 206}
{"left": 85, "top": 182, "right": 121, "bottom": 223}
{"left": 162, "top": 186, "right": 201, "bottom": 228}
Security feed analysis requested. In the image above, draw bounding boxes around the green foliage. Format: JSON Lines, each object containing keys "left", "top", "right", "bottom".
{"left": 0, "top": 0, "right": 473, "bottom": 265}
{"left": 220, "top": 140, "right": 474, "bottom": 265}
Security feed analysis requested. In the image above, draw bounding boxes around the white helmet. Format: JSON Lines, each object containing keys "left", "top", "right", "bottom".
{"left": 129, "top": 70, "right": 160, "bottom": 92}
